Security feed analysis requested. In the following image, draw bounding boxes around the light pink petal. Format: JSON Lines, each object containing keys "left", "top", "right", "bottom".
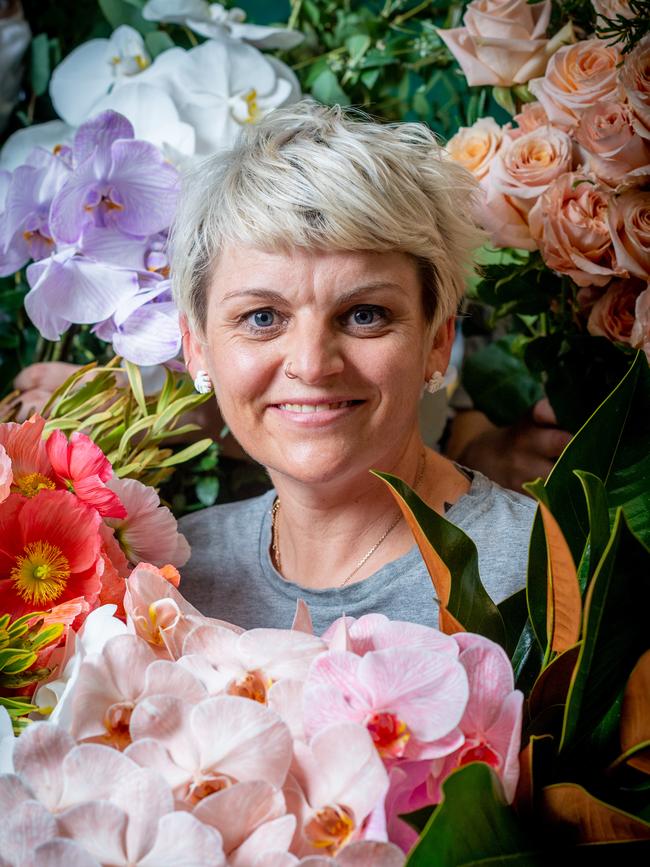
{"left": 294, "top": 858, "right": 334, "bottom": 867}
{"left": 124, "top": 738, "right": 190, "bottom": 794}
{"left": 139, "top": 811, "right": 225, "bottom": 867}
{"left": 0, "top": 800, "right": 58, "bottom": 865}
{"left": 129, "top": 695, "right": 198, "bottom": 771}
{"left": 193, "top": 780, "right": 285, "bottom": 852}
{"left": 59, "top": 744, "right": 139, "bottom": 809}
{"left": 110, "top": 768, "right": 174, "bottom": 862}
{"left": 102, "top": 634, "right": 158, "bottom": 700}
{"left": 336, "top": 841, "right": 405, "bottom": 866}
{"left": 57, "top": 801, "right": 128, "bottom": 863}
{"left": 182, "top": 623, "right": 241, "bottom": 664}
{"left": 268, "top": 680, "right": 306, "bottom": 741}
{"left": 0, "top": 773, "right": 35, "bottom": 812}
{"left": 13, "top": 723, "right": 75, "bottom": 809}
{"left": 455, "top": 635, "right": 515, "bottom": 733}
{"left": 291, "top": 600, "right": 314, "bottom": 634}
{"left": 361, "top": 619, "right": 458, "bottom": 657}
{"left": 32, "top": 838, "right": 102, "bottom": 867}
{"left": 436, "top": 28, "right": 503, "bottom": 87}
{"left": 193, "top": 697, "right": 293, "bottom": 790}
{"left": 304, "top": 652, "right": 366, "bottom": 708}
{"left": 322, "top": 617, "right": 352, "bottom": 653}
{"left": 142, "top": 659, "right": 207, "bottom": 704}
{"left": 177, "top": 654, "right": 233, "bottom": 695}
{"left": 254, "top": 854, "right": 299, "bottom": 867}
{"left": 239, "top": 629, "right": 327, "bottom": 680}
{"left": 358, "top": 647, "right": 469, "bottom": 741}
{"left": 231, "top": 815, "right": 296, "bottom": 867}
{"left": 303, "top": 684, "right": 365, "bottom": 739}
{"left": 486, "top": 690, "right": 524, "bottom": 803}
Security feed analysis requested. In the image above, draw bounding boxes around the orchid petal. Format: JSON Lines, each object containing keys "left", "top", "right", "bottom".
{"left": 49, "top": 39, "right": 114, "bottom": 126}
{"left": 124, "top": 738, "right": 192, "bottom": 793}
{"left": 0, "top": 773, "right": 34, "bottom": 813}
{"left": 57, "top": 801, "right": 128, "bottom": 863}
{"left": 13, "top": 723, "right": 75, "bottom": 810}
{"left": 336, "top": 841, "right": 405, "bottom": 866}
{"left": 0, "top": 800, "right": 58, "bottom": 865}
{"left": 111, "top": 301, "right": 181, "bottom": 365}
{"left": 73, "top": 110, "right": 134, "bottom": 167}
{"left": 193, "top": 779, "right": 285, "bottom": 852}
{"left": 111, "top": 768, "right": 174, "bottom": 862}
{"left": 59, "top": 744, "right": 139, "bottom": 809}
{"left": 231, "top": 814, "right": 296, "bottom": 867}
{"left": 32, "top": 839, "right": 102, "bottom": 867}
{"left": 0, "top": 121, "right": 73, "bottom": 172}
{"left": 139, "top": 811, "right": 225, "bottom": 867}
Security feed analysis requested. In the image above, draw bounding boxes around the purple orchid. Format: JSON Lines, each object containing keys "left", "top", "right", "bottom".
{"left": 0, "top": 148, "right": 71, "bottom": 276}
{"left": 49, "top": 110, "right": 179, "bottom": 244}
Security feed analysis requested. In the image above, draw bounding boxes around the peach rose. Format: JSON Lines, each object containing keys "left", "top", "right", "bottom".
{"left": 436, "top": 0, "right": 553, "bottom": 87}
{"left": 619, "top": 35, "right": 650, "bottom": 140}
{"left": 529, "top": 173, "right": 624, "bottom": 287}
{"left": 587, "top": 278, "right": 643, "bottom": 344}
{"left": 509, "top": 101, "right": 549, "bottom": 138}
{"left": 446, "top": 117, "right": 507, "bottom": 180}
{"left": 608, "top": 189, "right": 650, "bottom": 279}
{"left": 630, "top": 285, "right": 650, "bottom": 362}
{"left": 575, "top": 101, "right": 650, "bottom": 187}
{"left": 529, "top": 39, "right": 622, "bottom": 129}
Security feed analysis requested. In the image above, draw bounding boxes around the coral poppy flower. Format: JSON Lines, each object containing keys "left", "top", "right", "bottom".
{"left": 46, "top": 428, "right": 127, "bottom": 519}
{"left": 0, "top": 415, "right": 57, "bottom": 500}
{"left": 0, "top": 444, "right": 12, "bottom": 503}
{"left": 0, "top": 490, "right": 103, "bottom": 618}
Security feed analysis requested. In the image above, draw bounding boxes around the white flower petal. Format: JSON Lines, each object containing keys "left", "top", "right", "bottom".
{"left": 49, "top": 39, "right": 114, "bottom": 126}
{"left": 0, "top": 120, "right": 73, "bottom": 171}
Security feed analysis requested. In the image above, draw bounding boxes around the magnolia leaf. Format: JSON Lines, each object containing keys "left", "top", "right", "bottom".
{"left": 620, "top": 651, "right": 650, "bottom": 774}
{"left": 561, "top": 510, "right": 650, "bottom": 752}
{"left": 405, "top": 763, "right": 542, "bottom": 866}
{"left": 496, "top": 588, "right": 529, "bottom": 659}
{"left": 525, "top": 479, "right": 581, "bottom": 655}
{"left": 527, "top": 644, "right": 581, "bottom": 728}
{"left": 542, "top": 783, "right": 650, "bottom": 842}
{"left": 574, "top": 471, "right": 610, "bottom": 592}
{"left": 514, "top": 734, "right": 555, "bottom": 817}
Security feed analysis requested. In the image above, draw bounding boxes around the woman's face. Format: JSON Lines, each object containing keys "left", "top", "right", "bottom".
{"left": 185, "top": 244, "right": 453, "bottom": 485}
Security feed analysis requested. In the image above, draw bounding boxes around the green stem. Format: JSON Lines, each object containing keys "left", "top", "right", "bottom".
{"left": 183, "top": 26, "right": 198, "bottom": 46}
{"left": 393, "top": 0, "right": 432, "bottom": 25}
{"left": 287, "top": 0, "right": 303, "bottom": 31}
{"left": 292, "top": 46, "right": 346, "bottom": 70}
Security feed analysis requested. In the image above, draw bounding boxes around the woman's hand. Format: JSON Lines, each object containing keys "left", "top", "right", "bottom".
{"left": 446, "top": 399, "right": 572, "bottom": 494}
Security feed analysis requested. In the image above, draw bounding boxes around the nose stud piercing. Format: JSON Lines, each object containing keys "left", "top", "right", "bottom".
{"left": 284, "top": 362, "right": 298, "bottom": 380}
{"left": 425, "top": 370, "right": 444, "bottom": 394}
{"left": 193, "top": 370, "right": 213, "bottom": 394}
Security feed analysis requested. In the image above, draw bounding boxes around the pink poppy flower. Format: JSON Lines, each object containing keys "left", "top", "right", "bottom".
{"left": 428, "top": 633, "right": 523, "bottom": 803}
{"left": 126, "top": 694, "right": 293, "bottom": 804}
{"left": 180, "top": 623, "right": 326, "bottom": 703}
{"left": 0, "top": 490, "right": 103, "bottom": 618}
{"left": 104, "top": 476, "right": 190, "bottom": 567}
{"left": 71, "top": 633, "right": 206, "bottom": 749}
{"left": 0, "top": 415, "right": 56, "bottom": 500}
{"left": 46, "top": 429, "right": 126, "bottom": 519}
{"left": 303, "top": 646, "right": 467, "bottom": 760}
{"left": 286, "top": 723, "right": 388, "bottom": 858}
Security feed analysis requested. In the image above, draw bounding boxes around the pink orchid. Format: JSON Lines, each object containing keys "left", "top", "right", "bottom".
{"left": 104, "top": 476, "right": 190, "bottom": 568}
{"left": 382, "top": 760, "right": 436, "bottom": 853}
{"left": 71, "top": 633, "right": 206, "bottom": 748}
{"left": 193, "top": 780, "right": 295, "bottom": 866}
{"left": 303, "top": 646, "right": 467, "bottom": 760}
{"left": 427, "top": 633, "right": 523, "bottom": 803}
{"left": 46, "top": 428, "right": 126, "bottom": 519}
{"left": 0, "top": 443, "right": 12, "bottom": 502}
{"left": 124, "top": 563, "right": 241, "bottom": 659}
{"left": 179, "top": 623, "right": 326, "bottom": 703}
{"left": 322, "top": 614, "right": 458, "bottom": 658}
{"left": 253, "top": 840, "right": 405, "bottom": 866}
{"left": 286, "top": 723, "right": 388, "bottom": 858}
{"left": 0, "top": 799, "right": 58, "bottom": 867}
{"left": 126, "top": 695, "right": 293, "bottom": 804}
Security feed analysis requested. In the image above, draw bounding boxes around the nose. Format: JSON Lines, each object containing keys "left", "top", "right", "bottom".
{"left": 284, "top": 317, "right": 344, "bottom": 384}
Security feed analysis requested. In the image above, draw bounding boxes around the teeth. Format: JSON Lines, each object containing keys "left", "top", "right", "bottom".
{"left": 279, "top": 401, "right": 353, "bottom": 413}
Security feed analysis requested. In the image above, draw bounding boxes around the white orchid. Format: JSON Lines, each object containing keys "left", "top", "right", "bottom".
{"left": 142, "top": 0, "right": 304, "bottom": 49}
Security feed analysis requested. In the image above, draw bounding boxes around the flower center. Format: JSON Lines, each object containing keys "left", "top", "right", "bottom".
{"left": 10, "top": 541, "right": 70, "bottom": 605}
{"left": 189, "top": 774, "right": 232, "bottom": 804}
{"left": 304, "top": 804, "right": 355, "bottom": 854}
{"left": 243, "top": 88, "right": 259, "bottom": 123}
{"left": 227, "top": 671, "right": 269, "bottom": 704}
{"left": 13, "top": 472, "right": 56, "bottom": 498}
{"left": 366, "top": 712, "right": 410, "bottom": 758}
{"left": 459, "top": 741, "right": 501, "bottom": 769}
{"left": 103, "top": 701, "right": 134, "bottom": 750}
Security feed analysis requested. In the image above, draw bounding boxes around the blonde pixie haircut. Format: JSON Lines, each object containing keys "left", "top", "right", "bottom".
{"left": 170, "top": 100, "right": 485, "bottom": 335}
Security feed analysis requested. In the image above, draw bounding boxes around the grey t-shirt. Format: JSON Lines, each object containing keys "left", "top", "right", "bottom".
{"left": 177, "top": 471, "right": 536, "bottom": 635}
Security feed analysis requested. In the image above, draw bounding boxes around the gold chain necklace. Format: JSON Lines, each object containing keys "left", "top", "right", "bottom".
{"left": 271, "top": 450, "right": 426, "bottom": 589}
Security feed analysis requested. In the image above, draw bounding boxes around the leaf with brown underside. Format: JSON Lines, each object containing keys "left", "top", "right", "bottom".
{"left": 542, "top": 784, "right": 650, "bottom": 843}
{"left": 620, "top": 650, "right": 650, "bottom": 774}
{"left": 515, "top": 734, "right": 555, "bottom": 817}
{"left": 539, "top": 502, "right": 581, "bottom": 653}
{"left": 528, "top": 644, "right": 581, "bottom": 725}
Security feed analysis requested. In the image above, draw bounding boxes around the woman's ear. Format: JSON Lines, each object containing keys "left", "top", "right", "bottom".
{"left": 425, "top": 315, "right": 456, "bottom": 379}
{"left": 180, "top": 313, "right": 208, "bottom": 378}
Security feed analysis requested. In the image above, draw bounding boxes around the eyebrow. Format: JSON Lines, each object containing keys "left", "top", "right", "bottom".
{"left": 220, "top": 281, "right": 406, "bottom": 305}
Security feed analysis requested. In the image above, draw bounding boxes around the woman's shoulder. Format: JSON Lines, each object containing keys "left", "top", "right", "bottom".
{"left": 449, "top": 469, "right": 536, "bottom": 529}
{"left": 178, "top": 488, "right": 275, "bottom": 547}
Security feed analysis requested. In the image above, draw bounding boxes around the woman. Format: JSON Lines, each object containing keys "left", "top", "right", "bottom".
{"left": 174, "top": 101, "right": 536, "bottom": 634}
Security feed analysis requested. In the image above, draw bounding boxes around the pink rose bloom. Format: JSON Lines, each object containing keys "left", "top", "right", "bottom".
{"left": 529, "top": 39, "right": 622, "bottom": 130}
{"left": 528, "top": 173, "right": 624, "bottom": 287}
{"left": 446, "top": 117, "right": 507, "bottom": 180}
{"left": 607, "top": 188, "right": 650, "bottom": 279}
{"left": 619, "top": 35, "right": 650, "bottom": 141}
{"left": 436, "top": 0, "right": 553, "bottom": 87}
{"left": 481, "top": 125, "right": 573, "bottom": 249}
{"left": 631, "top": 285, "right": 650, "bottom": 362}
{"left": 509, "top": 101, "right": 550, "bottom": 138}
{"left": 575, "top": 101, "right": 650, "bottom": 187}
{"left": 587, "top": 278, "right": 644, "bottom": 344}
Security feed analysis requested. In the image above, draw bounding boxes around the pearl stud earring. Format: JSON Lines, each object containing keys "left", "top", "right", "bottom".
{"left": 425, "top": 370, "right": 444, "bottom": 394}
{"left": 193, "top": 370, "right": 213, "bottom": 394}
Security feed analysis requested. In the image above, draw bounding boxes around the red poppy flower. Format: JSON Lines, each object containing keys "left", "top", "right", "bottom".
{"left": 0, "top": 490, "right": 103, "bottom": 618}
{"left": 0, "top": 415, "right": 57, "bottom": 499}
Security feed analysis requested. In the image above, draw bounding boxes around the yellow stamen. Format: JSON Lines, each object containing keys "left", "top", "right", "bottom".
{"left": 304, "top": 804, "right": 355, "bottom": 854}
{"left": 135, "top": 54, "right": 150, "bottom": 71}
{"left": 12, "top": 472, "right": 56, "bottom": 499}
{"left": 243, "top": 88, "right": 259, "bottom": 123}
{"left": 227, "top": 671, "right": 270, "bottom": 704}
{"left": 10, "top": 541, "right": 70, "bottom": 605}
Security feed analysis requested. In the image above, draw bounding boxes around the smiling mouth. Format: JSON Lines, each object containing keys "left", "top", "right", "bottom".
{"left": 275, "top": 400, "right": 363, "bottom": 413}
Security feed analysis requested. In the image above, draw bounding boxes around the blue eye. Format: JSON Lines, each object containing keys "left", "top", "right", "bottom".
{"left": 250, "top": 309, "right": 275, "bottom": 328}
{"left": 348, "top": 306, "right": 386, "bottom": 327}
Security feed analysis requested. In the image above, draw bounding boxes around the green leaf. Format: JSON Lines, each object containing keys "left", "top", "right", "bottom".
{"left": 492, "top": 85, "right": 517, "bottom": 115}
{"left": 574, "top": 471, "right": 610, "bottom": 593}
{"left": 98, "top": 0, "right": 156, "bottom": 33}
{"left": 345, "top": 33, "right": 371, "bottom": 64}
{"left": 405, "top": 764, "right": 543, "bottom": 866}
{"left": 124, "top": 360, "right": 147, "bottom": 415}
{"left": 310, "top": 68, "right": 350, "bottom": 106}
{"left": 463, "top": 338, "right": 543, "bottom": 427}
{"left": 561, "top": 510, "right": 650, "bottom": 752}
{"left": 195, "top": 475, "right": 219, "bottom": 507}
{"left": 144, "top": 30, "right": 175, "bottom": 58}
{"left": 374, "top": 471, "right": 506, "bottom": 647}
{"left": 497, "top": 588, "right": 529, "bottom": 660}
{"left": 30, "top": 623, "right": 64, "bottom": 652}
{"left": 157, "top": 438, "right": 213, "bottom": 467}
{"left": 526, "top": 353, "right": 650, "bottom": 651}
{"left": 0, "top": 648, "right": 37, "bottom": 674}
{"left": 30, "top": 34, "right": 51, "bottom": 96}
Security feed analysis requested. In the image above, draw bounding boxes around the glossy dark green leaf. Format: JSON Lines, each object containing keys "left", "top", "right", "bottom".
{"left": 405, "top": 763, "right": 543, "bottom": 866}
{"left": 144, "top": 30, "right": 175, "bottom": 58}
{"left": 497, "top": 588, "right": 529, "bottom": 659}
{"left": 30, "top": 34, "right": 51, "bottom": 96}
{"left": 574, "top": 471, "right": 610, "bottom": 593}
{"left": 561, "top": 510, "right": 650, "bottom": 752}
{"left": 375, "top": 472, "right": 506, "bottom": 647}
{"left": 98, "top": 0, "right": 155, "bottom": 33}
{"left": 310, "top": 68, "right": 350, "bottom": 105}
